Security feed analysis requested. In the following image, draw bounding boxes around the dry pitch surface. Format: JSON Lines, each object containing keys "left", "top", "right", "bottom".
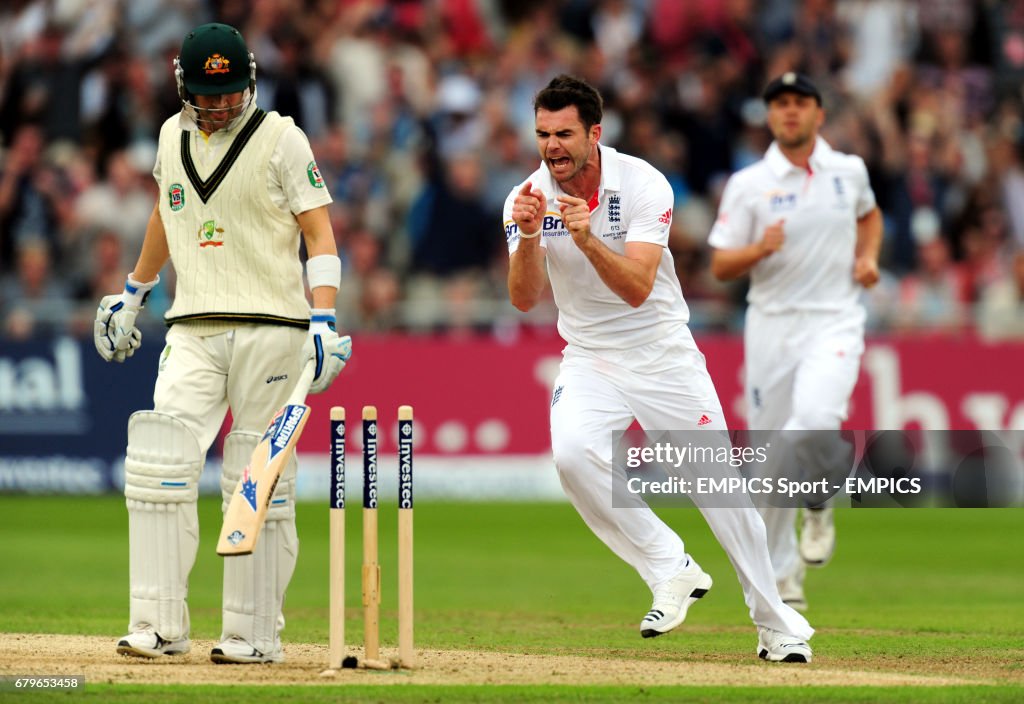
{"left": 0, "top": 633, "right": 1004, "bottom": 688}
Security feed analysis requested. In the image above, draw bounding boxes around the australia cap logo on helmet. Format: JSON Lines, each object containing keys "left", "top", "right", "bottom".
{"left": 203, "top": 53, "right": 231, "bottom": 75}
{"left": 179, "top": 23, "right": 251, "bottom": 95}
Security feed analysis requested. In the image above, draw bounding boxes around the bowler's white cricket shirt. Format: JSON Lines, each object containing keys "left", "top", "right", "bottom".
{"left": 504, "top": 144, "right": 688, "bottom": 349}
{"left": 708, "top": 137, "right": 876, "bottom": 313}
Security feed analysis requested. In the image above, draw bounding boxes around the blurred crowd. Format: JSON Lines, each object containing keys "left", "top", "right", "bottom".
{"left": 2, "top": 0, "right": 1024, "bottom": 342}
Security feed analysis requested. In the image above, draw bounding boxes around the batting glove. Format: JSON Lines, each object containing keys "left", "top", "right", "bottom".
{"left": 94, "top": 275, "right": 158, "bottom": 363}
{"left": 302, "top": 308, "right": 352, "bottom": 394}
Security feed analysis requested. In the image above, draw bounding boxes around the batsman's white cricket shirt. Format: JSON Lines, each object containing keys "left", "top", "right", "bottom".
{"left": 503, "top": 144, "right": 688, "bottom": 349}
{"left": 154, "top": 102, "right": 332, "bottom": 329}
{"left": 708, "top": 137, "right": 876, "bottom": 313}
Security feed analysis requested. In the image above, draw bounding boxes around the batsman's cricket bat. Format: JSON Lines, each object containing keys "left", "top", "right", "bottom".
{"left": 217, "top": 360, "right": 316, "bottom": 556}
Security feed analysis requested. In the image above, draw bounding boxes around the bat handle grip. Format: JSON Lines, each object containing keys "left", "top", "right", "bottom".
{"left": 287, "top": 359, "right": 317, "bottom": 405}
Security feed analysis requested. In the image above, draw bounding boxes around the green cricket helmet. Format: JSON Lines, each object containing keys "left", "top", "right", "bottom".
{"left": 173, "top": 23, "right": 256, "bottom": 130}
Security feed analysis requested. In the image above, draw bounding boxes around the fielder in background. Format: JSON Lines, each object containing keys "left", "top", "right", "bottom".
{"left": 93, "top": 22, "right": 352, "bottom": 664}
{"left": 708, "top": 72, "right": 882, "bottom": 611}
{"left": 505, "top": 74, "right": 814, "bottom": 663}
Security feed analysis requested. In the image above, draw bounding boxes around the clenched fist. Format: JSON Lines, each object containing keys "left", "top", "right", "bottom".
{"left": 557, "top": 194, "right": 592, "bottom": 247}
{"left": 511, "top": 181, "right": 547, "bottom": 239}
{"left": 759, "top": 219, "right": 785, "bottom": 258}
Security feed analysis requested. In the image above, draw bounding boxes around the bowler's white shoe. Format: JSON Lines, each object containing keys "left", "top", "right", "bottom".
{"left": 116, "top": 627, "right": 191, "bottom": 658}
{"left": 777, "top": 567, "right": 807, "bottom": 613}
{"left": 757, "top": 626, "right": 812, "bottom": 663}
{"left": 800, "top": 507, "right": 835, "bottom": 566}
{"left": 210, "top": 635, "right": 284, "bottom": 664}
{"left": 640, "top": 561, "right": 713, "bottom": 638}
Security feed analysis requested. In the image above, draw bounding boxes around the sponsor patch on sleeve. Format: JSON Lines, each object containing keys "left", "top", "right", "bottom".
{"left": 307, "top": 161, "right": 324, "bottom": 188}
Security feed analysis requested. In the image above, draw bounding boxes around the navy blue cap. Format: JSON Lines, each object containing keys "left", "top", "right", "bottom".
{"left": 763, "top": 72, "right": 822, "bottom": 105}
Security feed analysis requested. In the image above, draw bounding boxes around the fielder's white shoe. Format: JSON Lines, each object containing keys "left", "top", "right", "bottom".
{"left": 116, "top": 627, "right": 191, "bottom": 658}
{"left": 210, "top": 636, "right": 284, "bottom": 664}
{"left": 777, "top": 567, "right": 807, "bottom": 613}
{"left": 757, "top": 626, "right": 812, "bottom": 663}
{"left": 800, "top": 507, "right": 835, "bottom": 566}
{"left": 640, "top": 560, "right": 713, "bottom": 638}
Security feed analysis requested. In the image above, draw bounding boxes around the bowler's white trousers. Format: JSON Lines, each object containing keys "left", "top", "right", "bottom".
{"left": 549, "top": 327, "right": 813, "bottom": 639}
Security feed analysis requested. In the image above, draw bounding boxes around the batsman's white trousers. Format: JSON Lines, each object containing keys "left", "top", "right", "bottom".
{"left": 550, "top": 327, "right": 813, "bottom": 639}
{"left": 745, "top": 306, "right": 865, "bottom": 581}
{"left": 153, "top": 324, "right": 308, "bottom": 451}
{"left": 142, "top": 323, "right": 306, "bottom": 640}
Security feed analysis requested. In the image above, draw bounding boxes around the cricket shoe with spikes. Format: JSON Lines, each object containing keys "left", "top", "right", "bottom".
{"left": 116, "top": 627, "right": 191, "bottom": 658}
{"left": 800, "top": 507, "right": 836, "bottom": 566}
{"left": 640, "top": 560, "right": 713, "bottom": 638}
{"left": 210, "top": 636, "right": 284, "bottom": 664}
{"left": 757, "top": 626, "right": 812, "bottom": 663}
{"left": 777, "top": 565, "right": 808, "bottom": 613}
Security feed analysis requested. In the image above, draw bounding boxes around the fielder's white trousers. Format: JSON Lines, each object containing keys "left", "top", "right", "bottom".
{"left": 745, "top": 307, "right": 865, "bottom": 581}
{"left": 550, "top": 327, "right": 813, "bottom": 639}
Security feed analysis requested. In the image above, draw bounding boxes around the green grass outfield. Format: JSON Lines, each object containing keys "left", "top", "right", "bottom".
{"left": 1, "top": 496, "right": 1022, "bottom": 702}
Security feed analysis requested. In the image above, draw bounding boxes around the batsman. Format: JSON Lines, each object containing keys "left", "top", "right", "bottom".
{"left": 93, "top": 23, "right": 352, "bottom": 664}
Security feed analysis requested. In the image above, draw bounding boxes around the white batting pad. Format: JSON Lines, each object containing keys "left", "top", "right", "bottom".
{"left": 124, "top": 411, "right": 204, "bottom": 641}
{"left": 125, "top": 411, "right": 203, "bottom": 503}
{"left": 220, "top": 430, "right": 298, "bottom": 654}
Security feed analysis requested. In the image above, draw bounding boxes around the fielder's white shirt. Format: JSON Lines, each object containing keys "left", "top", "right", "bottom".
{"left": 503, "top": 144, "right": 688, "bottom": 349}
{"left": 708, "top": 137, "right": 876, "bottom": 313}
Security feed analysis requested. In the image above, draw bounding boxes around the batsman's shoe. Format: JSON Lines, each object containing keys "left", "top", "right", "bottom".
{"left": 210, "top": 636, "right": 284, "bottom": 664}
{"left": 800, "top": 507, "right": 835, "bottom": 566}
{"left": 777, "top": 569, "right": 807, "bottom": 613}
{"left": 640, "top": 561, "right": 713, "bottom": 638}
{"left": 757, "top": 627, "right": 812, "bottom": 663}
{"left": 116, "top": 628, "right": 191, "bottom": 658}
